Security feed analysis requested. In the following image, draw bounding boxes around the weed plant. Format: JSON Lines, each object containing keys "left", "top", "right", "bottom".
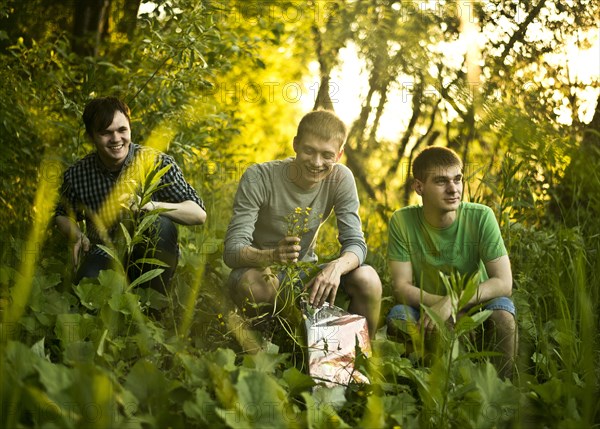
{"left": 2, "top": 153, "right": 600, "bottom": 427}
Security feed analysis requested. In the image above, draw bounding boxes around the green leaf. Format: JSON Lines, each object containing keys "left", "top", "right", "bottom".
{"left": 242, "top": 349, "right": 288, "bottom": 373}
{"left": 282, "top": 367, "right": 315, "bottom": 396}
{"left": 97, "top": 269, "right": 128, "bottom": 293}
{"left": 4, "top": 341, "right": 41, "bottom": 380}
{"left": 211, "top": 348, "right": 238, "bottom": 372}
{"left": 302, "top": 386, "right": 349, "bottom": 429}
{"left": 97, "top": 244, "right": 122, "bottom": 264}
{"left": 34, "top": 359, "right": 75, "bottom": 395}
{"left": 133, "top": 257, "right": 171, "bottom": 268}
{"left": 218, "top": 369, "right": 292, "bottom": 429}
{"left": 128, "top": 268, "right": 164, "bottom": 289}
{"left": 384, "top": 393, "right": 417, "bottom": 426}
{"left": 108, "top": 291, "right": 141, "bottom": 315}
{"left": 183, "top": 388, "right": 218, "bottom": 424}
{"left": 455, "top": 310, "right": 492, "bottom": 336}
{"left": 64, "top": 341, "right": 96, "bottom": 365}
{"left": 137, "top": 287, "right": 169, "bottom": 310}
{"left": 359, "top": 395, "right": 385, "bottom": 429}
{"left": 30, "top": 337, "right": 46, "bottom": 359}
{"left": 458, "top": 273, "right": 481, "bottom": 310}
{"left": 135, "top": 212, "right": 160, "bottom": 236}
{"left": 120, "top": 222, "right": 133, "bottom": 247}
{"left": 75, "top": 280, "right": 112, "bottom": 310}
{"left": 465, "top": 362, "right": 520, "bottom": 427}
{"left": 421, "top": 304, "right": 447, "bottom": 335}
{"left": 125, "top": 360, "right": 178, "bottom": 412}
{"left": 55, "top": 313, "right": 83, "bottom": 345}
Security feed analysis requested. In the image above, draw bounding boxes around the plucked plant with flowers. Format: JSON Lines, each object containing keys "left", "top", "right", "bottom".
{"left": 266, "top": 207, "right": 323, "bottom": 354}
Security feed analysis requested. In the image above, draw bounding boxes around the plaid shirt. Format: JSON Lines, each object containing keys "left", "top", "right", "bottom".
{"left": 55, "top": 144, "right": 204, "bottom": 248}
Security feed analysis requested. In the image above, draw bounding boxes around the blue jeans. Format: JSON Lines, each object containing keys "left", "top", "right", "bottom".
{"left": 386, "top": 296, "right": 516, "bottom": 324}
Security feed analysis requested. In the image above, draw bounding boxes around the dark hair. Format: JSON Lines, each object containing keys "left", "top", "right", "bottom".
{"left": 82, "top": 97, "right": 131, "bottom": 137}
{"left": 412, "top": 146, "right": 462, "bottom": 181}
{"left": 296, "top": 110, "right": 347, "bottom": 149}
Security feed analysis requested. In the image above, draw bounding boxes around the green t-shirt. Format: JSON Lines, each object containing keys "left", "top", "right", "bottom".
{"left": 387, "top": 202, "right": 507, "bottom": 295}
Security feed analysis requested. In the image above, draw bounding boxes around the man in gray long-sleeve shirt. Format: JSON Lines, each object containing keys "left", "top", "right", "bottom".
{"left": 224, "top": 110, "right": 382, "bottom": 336}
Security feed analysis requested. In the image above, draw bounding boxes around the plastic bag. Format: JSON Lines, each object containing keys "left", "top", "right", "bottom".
{"left": 303, "top": 302, "right": 371, "bottom": 388}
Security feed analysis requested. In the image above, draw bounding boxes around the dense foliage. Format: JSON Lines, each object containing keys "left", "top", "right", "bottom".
{"left": 1, "top": 1, "right": 599, "bottom": 428}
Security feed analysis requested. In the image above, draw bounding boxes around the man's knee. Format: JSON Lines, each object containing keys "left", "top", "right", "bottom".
{"left": 489, "top": 309, "right": 516, "bottom": 329}
{"left": 152, "top": 215, "right": 178, "bottom": 250}
{"left": 486, "top": 309, "right": 517, "bottom": 344}
{"left": 344, "top": 265, "right": 382, "bottom": 300}
{"left": 234, "top": 268, "right": 279, "bottom": 304}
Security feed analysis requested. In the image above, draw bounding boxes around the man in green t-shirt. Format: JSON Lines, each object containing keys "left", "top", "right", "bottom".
{"left": 224, "top": 110, "right": 382, "bottom": 337}
{"left": 387, "top": 146, "right": 517, "bottom": 378}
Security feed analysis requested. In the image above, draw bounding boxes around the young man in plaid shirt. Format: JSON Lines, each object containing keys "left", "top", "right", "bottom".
{"left": 55, "top": 96, "right": 206, "bottom": 291}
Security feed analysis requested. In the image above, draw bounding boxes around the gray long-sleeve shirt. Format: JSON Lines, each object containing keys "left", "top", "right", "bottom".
{"left": 223, "top": 158, "right": 367, "bottom": 268}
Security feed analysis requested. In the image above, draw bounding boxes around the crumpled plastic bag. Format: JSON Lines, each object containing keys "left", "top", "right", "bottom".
{"left": 302, "top": 302, "right": 371, "bottom": 388}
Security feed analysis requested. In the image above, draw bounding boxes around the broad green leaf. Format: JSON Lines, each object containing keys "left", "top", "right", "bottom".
{"left": 218, "top": 369, "right": 291, "bottom": 429}
{"left": 34, "top": 359, "right": 75, "bottom": 395}
{"left": 75, "top": 281, "right": 112, "bottom": 310}
{"left": 302, "top": 386, "right": 349, "bottom": 429}
{"left": 98, "top": 269, "right": 128, "bottom": 293}
{"left": 210, "top": 348, "right": 238, "bottom": 372}
{"left": 183, "top": 387, "right": 218, "bottom": 424}
{"left": 179, "top": 353, "right": 209, "bottom": 387}
{"left": 384, "top": 393, "right": 417, "bottom": 427}
{"left": 465, "top": 362, "right": 520, "bottom": 428}
{"left": 4, "top": 341, "right": 41, "bottom": 380}
{"left": 55, "top": 313, "right": 83, "bottom": 345}
{"left": 242, "top": 349, "right": 289, "bottom": 373}
{"left": 31, "top": 272, "right": 61, "bottom": 290}
{"left": 30, "top": 337, "right": 46, "bottom": 359}
{"left": 125, "top": 360, "right": 172, "bottom": 409}
{"left": 282, "top": 367, "right": 315, "bottom": 396}
{"left": 64, "top": 341, "right": 96, "bottom": 364}
{"left": 108, "top": 291, "right": 140, "bottom": 314}
{"left": 137, "top": 287, "right": 169, "bottom": 310}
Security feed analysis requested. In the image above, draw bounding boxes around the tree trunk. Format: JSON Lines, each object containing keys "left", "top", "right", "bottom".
{"left": 73, "top": 0, "right": 110, "bottom": 56}
{"left": 313, "top": 75, "right": 334, "bottom": 111}
{"left": 118, "top": 0, "right": 142, "bottom": 41}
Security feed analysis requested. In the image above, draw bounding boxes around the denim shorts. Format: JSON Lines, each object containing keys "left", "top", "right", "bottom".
{"left": 386, "top": 296, "right": 516, "bottom": 323}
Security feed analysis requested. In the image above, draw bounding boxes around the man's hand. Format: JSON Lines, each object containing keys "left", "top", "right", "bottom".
{"left": 72, "top": 233, "right": 90, "bottom": 268}
{"left": 305, "top": 262, "right": 343, "bottom": 308}
{"left": 420, "top": 295, "right": 453, "bottom": 332}
{"left": 273, "top": 236, "right": 301, "bottom": 264}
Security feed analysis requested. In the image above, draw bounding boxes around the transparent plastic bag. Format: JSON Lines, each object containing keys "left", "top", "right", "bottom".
{"left": 302, "top": 301, "right": 371, "bottom": 388}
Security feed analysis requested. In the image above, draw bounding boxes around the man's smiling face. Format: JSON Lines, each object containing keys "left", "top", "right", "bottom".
{"left": 91, "top": 110, "right": 131, "bottom": 171}
{"left": 292, "top": 135, "right": 343, "bottom": 189}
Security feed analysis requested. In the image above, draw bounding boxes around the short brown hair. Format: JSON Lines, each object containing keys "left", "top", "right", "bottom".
{"left": 296, "top": 110, "right": 347, "bottom": 149}
{"left": 413, "top": 146, "right": 462, "bottom": 181}
{"left": 82, "top": 96, "right": 131, "bottom": 137}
